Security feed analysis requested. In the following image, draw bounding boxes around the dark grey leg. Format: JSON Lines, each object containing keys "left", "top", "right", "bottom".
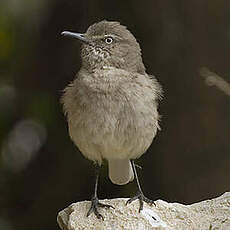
{"left": 87, "top": 165, "right": 114, "bottom": 220}
{"left": 126, "top": 160, "right": 155, "bottom": 212}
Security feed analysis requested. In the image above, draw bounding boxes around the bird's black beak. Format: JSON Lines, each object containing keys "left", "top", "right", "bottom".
{"left": 61, "top": 31, "right": 88, "bottom": 43}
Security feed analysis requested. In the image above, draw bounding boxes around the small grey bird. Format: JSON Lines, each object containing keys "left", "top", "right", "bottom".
{"left": 61, "top": 20, "right": 162, "bottom": 219}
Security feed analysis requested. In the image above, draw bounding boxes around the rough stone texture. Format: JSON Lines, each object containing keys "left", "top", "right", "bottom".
{"left": 57, "top": 192, "right": 230, "bottom": 230}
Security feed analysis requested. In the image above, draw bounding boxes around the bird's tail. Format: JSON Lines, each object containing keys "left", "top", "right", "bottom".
{"left": 108, "top": 159, "right": 134, "bottom": 185}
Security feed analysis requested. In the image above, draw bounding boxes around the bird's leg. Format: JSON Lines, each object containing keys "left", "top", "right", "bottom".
{"left": 87, "top": 164, "right": 114, "bottom": 220}
{"left": 126, "top": 160, "right": 155, "bottom": 212}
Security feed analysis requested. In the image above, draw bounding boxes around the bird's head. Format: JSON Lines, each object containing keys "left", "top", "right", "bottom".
{"left": 62, "top": 20, "right": 145, "bottom": 74}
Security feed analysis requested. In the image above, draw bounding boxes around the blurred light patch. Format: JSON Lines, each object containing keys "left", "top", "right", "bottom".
{"left": 200, "top": 67, "right": 230, "bottom": 97}
{"left": 1, "top": 119, "right": 47, "bottom": 172}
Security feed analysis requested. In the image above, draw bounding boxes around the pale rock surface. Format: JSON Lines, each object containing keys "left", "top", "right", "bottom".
{"left": 57, "top": 192, "right": 230, "bottom": 230}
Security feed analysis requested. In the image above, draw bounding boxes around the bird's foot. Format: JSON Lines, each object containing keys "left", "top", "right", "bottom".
{"left": 126, "top": 191, "right": 156, "bottom": 212}
{"left": 87, "top": 196, "right": 114, "bottom": 220}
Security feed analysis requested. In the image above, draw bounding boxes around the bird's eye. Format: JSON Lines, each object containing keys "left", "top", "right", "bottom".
{"left": 105, "top": 37, "right": 113, "bottom": 44}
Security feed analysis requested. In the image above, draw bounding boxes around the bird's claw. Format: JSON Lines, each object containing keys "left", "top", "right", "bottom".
{"left": 126, "top": 191, "right": 155, "bottom": 212}
{"left": 87, "top": 196, "right": 114, "bottom": 220}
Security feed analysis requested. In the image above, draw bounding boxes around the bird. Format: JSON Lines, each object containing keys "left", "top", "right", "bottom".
{"left": 61, "top": 20, "right": 162, "bottom": 220}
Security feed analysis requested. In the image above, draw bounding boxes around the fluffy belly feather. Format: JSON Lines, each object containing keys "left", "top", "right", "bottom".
{"left": 68, "top": 93, "right": 158, "bottom": 164}
{"left": 62, "top": 69, "right": 160, "bottom": 164}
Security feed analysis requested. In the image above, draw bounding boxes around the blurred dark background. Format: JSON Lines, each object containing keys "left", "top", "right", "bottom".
{"left": 0, "top": 0, "right": 230, "bottom": 229}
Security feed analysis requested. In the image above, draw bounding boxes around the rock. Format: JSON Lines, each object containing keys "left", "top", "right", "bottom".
{"left": 57, "top": 192, "right": 230, "bottom": 230}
